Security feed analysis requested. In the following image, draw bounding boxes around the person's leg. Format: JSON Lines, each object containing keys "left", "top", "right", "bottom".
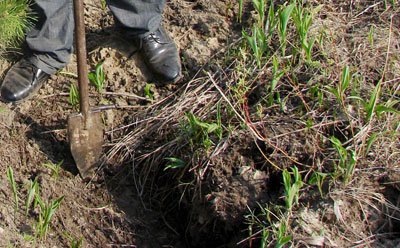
{"left": 108, "top": 0, "right": 181, "bottom": 83}
{"left": 27, "top": 0, "right": 74, "bottom": 75}
{"left": 1, "top": 0, "right": 73, "bottom": 102}
{"left": 107, "top": 0, "right": 166, "bottom": 37}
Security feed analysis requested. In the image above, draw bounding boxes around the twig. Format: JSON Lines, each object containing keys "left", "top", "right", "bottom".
{"left": 104, "top": 91, "right": 150, "bottom": 101}
{"left": 353, "top": 2, "right": 381, "bottom": 19}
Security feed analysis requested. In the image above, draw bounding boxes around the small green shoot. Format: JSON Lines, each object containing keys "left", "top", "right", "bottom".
{"left": 88, "top": 60, "right": 105, "bottom": 93}
{"left": 266, "top": 0, "right": 277, "bottom": 38}
{"left": 144, "top": 83, "right": 155, "bottom": 100}
{"left": 251, "top": 0, "right": 266, "bottom": 27}
{"left": 268, "top": 55, "right": 284, "bottom": 105}
{"left": 292, "top": 2, "right": 321, "bottom": 61}
{"left": 282, "top": 166, "right": 303, "bottom": 211}
{"left": 276, "top": 221, "right": 291, "bottom": 248}
{"left": 184, "top": 112, "right": 222, "bottom": 150}
{"left": 278, "top": 3, "right": 295, "bottom": 56}
{"left": 260, "top": 227, "right": 269, "bottom": 248}
{"left": 25, "top": 178, "right": 39, "bottom": 216}
{"left": 309, "top": 171, "right": 328, "bottom": 197}
{"left": 241, "top": 0, "right": 271, "bottom": 68}
{"left": 365, "top": 132, "right": 378, "bottom": 155}
{"left": 327, "top": 66, "right": 352, "bottom": 107}
{"left": 368, "top": 25, "right": 375, "bottom": 46}
{"left": 383, "top": 0, "right": 396, "bottom": 9}
{"left": 350, "top": 80, "right": 399, "bottom": 122}
{"left": 71, "top": 237, "right": 83, "bottom": 248}
{"left": 69, "top": 83, "right": 80, "bottom": 109}
{"left": 34, "top": 195, "right": 64, "bottom": 240}
{"left": 43, "top": 160, "right": 63, "bottom": 179}
{"left": 238, "top": 0, "right": 244, "bottom": 22}
{"left": 364, "top": 80, "right": 381, "bottom": 122}
{"left": 243, "top": 25, "right": 268, "bottom": 68}
{"left": 215, "top": 101, "right": 223, "bottom": 140}
{"left": 330, "top": 136, "right": 358, "bottom": 184}
{"left": 100, "top": 0, "right": 107, "bottom": 10}
{"left": 164, "top": 157, "right": 186, "bottom": 171}
{"left": 6, "top": 166, "right": 19, "bottom": 211}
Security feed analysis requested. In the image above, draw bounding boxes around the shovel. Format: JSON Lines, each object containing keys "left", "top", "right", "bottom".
{"left": 68, "top": 0, "right": 103, "bottom": 178}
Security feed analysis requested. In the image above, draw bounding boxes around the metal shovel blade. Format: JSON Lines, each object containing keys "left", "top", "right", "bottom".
{"left": 68, "top": 111, "right": 103, "bottom": 178}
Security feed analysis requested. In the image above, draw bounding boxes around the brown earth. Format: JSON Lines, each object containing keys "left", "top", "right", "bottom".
{"left": 0, "top": 0, "right": 240, "bottom": 247}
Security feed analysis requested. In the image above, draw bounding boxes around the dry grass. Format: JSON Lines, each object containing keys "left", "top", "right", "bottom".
{"left": 106, "top": 0, "right": 400, "bottom": 246}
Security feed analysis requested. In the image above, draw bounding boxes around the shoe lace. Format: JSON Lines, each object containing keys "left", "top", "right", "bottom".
{"left": 130, "top": 32, "right": 167, "bottom": 57}
{"left": 143, "top": 32, "right": 169, "bottom": 46}
{"left": 143, "top": 33, "right": 161, "bottom": 43}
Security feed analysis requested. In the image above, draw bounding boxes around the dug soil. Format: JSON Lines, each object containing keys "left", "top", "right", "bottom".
{"left": 0, "top": 0, "right": 246, "bottom": 247}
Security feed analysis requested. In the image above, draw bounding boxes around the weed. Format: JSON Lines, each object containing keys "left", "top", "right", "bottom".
{"left": 310, "top": 85, "right": 324, "bottom": 107}
{"left": 215, "top": 101, "right": 223, "bottom": 140}
{"left": 144, "top": 83, "right": 155, "bottom": 100}
{"left": 266, "top": 0, "right": 277, "bottom": 39}
{"left": 363, "top": 81, "right": 381, "bottom": 122}
{"left": 231, "top": 59, "right": 252, "bottom": 104}
{"left": 330, "top": 136, "right": 358, "bottom": 184}
{"left": 350, "top": 80, "right": 399, "bottom": 122}
{"left": 368, "top": 25, "right": 375, "bottom": 46}
{"left": 43, "top": 160, "right": 63, "bottom": 179}
{"left": 282, "top": 166, "right": 303, "bottom": 211}
{"left": 243, "top": 25, "right": 268, "bottom": 68}
{"left": 238, "top": 0, "right": 243, "bottom": 22}
{"left": 292, "top": 2, "right": 322, "bottom": 61}
{"left": 245, "top": 204, "right": 292, "bottom": 247}
{"left": 164, "top": 157, "right": 186, "bottom": 171}
{"left": 327, "top": 66, "right": 352, "bottom": 108}
{"left": 6, "top": 166, "right": 19, "bottom": 211}
{"left": 34, "top": 195, "right": 64, "bottom": 240}
{"left": 252, "top": 0, "right": 267, "bottom": 28}
{"left": 184, "top": 112, "right": 222, "bottom": 150}
{"left": 309, "top": 171, "right": 328, "bottom": 197}
{"left": 88, "top": 60, "right": 105, "bottom": 93}
{"left": 384, "top": 0, "right": 396, "bottom": 9}
{"left": 100, "top": 0, "right": 107, "bottom": 10}
{"left": 25, "top": 178, "right": 39, "bottom": 216}
{"left": 71, "top": 237, "right": 83, "bottom": 248}
{"left": 69, "top": 83, "right": 80, "bottom": 109}
{"left": 267, "top": 55, "right": 284, "bottom": 106}
{"left": 277, "top": 3, "right": 294, "bottom": 56}
{"left": 276, "top": 220, "right": 291, "bottom": 248}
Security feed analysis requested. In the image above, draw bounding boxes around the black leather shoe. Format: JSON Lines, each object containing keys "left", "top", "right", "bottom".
{"left": 1, "top": 58, "right": 50, "bottom": 103}
{"left": 137, "top": 27, "right": 182, "bottom": 84}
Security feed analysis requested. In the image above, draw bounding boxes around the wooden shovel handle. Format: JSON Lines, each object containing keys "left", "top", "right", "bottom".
{"left": 73, "top": 0, "right": 89, "bottom": 119}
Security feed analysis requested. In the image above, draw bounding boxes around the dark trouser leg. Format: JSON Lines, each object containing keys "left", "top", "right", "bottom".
{"left": 26, "top": 0, "right": 166, "bottom": 74}
{"left": 107, "top": 0, "right": 166, "bottom": 37}
{"left": 26, "top": 0, "right": 74, "bottom": 75}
